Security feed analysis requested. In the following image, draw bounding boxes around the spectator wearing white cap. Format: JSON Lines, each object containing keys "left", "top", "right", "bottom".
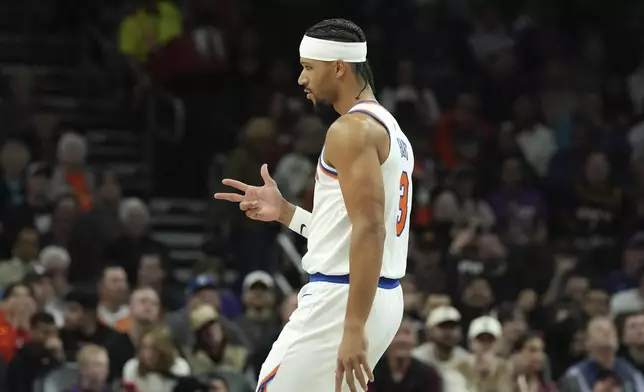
{"left": 412, "top": 305, "right": 469, "bottom": 371}
{"left": 454, "top": 316, "right": 513, "bottom": 392}
{"left": 50, "top": 131, "right": 95, "bottom": 211}
{"left": 233, "top": 271, "right": 281, "bottom": 352}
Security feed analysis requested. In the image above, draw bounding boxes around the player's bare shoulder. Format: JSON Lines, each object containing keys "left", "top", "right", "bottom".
{"left": 325, "top": 113, "right": 389, "bottom": 163}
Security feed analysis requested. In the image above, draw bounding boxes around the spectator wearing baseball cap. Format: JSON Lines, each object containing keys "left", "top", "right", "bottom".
{"left": 233, "top": 271, "right": 280, "bottom": 352}
{"left": 454, "top": 316, "right": 513, "bottom": 392}
{"left": 165, "top": 274, "right": 251, "bottom": 351}
{"left": 187, "top": 304, "right": 249, "bottom": 374}
{"left": 412, "top": 306, "right": 469, "bottom": 371}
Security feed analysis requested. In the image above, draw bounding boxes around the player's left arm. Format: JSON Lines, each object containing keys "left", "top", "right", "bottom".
{"left": 325, "top": 114, "right": 388, "bottom": 331}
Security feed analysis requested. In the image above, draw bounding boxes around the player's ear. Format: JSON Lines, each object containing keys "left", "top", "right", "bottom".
{"left": 335, "top": 61, "right": 348, "bottom": 78}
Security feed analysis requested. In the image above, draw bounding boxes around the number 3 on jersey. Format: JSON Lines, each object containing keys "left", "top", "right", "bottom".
{"left": 396, "top": 172, "right": 410, "bottom": 236}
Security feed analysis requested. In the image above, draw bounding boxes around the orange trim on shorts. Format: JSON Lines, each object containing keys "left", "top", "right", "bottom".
{"left": 257, "top": 365, "right": 280, "bottom": 392}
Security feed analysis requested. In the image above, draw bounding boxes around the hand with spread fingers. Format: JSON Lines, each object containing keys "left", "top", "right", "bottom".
{"left": 335, "top": 327, "right": 373, "bottom": 392}
{"left": 214, "top": 164, "right": 283, "bottom": 222}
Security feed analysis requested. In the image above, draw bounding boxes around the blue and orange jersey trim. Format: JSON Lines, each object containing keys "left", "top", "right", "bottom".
{"left": 318, "top": 158, "right": 338, "bottom": 179}
{"left": 257, "top": 365, "right": 280, "bottom": 392}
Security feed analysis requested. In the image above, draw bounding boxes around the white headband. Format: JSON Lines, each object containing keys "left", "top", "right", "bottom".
{"left": 299, "top": 35, "right": 367, "bottom": 63}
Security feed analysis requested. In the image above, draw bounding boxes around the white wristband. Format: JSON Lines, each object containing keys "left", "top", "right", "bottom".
{"left": 288, "top": 206, "right": 311, "bottom": 238}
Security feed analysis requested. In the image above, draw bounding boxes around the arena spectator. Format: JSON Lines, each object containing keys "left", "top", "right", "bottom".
{"left": 496, "top": 304, "right": 529, "bottom": 359}
{"left": 136, "top": 252, "right": 183, "bottom": 312}
{"left": 0, "top": 227, "right": 40, "bottom": 288}
{"left": 611, "top": 272, "right": 644, "bottom": 316}
{"left": 122, "top": 324, "right": 190, "bottom": 392}
{"left": 187, "top": 304, "right": 249, "bottom": 375}
{"left": 7, "top": 312, "right": 63, "bottom": 392}
{"left": 0, "top": 282, "right": 35, "bottom": 363}
{"left": 39, "top": 245, "right": 71, "bottom": 321}
{"left": 454, "top": 315, "right": 512, "bottom": 392}
{"left": 370, "top": 316, "right": 442, "bottom": 392}
{"left": 69, "top": 170, "right": 123, "bottom": 280}
{"left": 604, "top": 236, "right": 644, "bottom": 294}
{"left": 0, "top": 138, "right": 30, "bottom": 210}
{"left": 233, "top": 271, "right": 279, "bottom": 352}
{"left": 0, "top": 161, "right": 53, "bottom": 250}
{"left": 166, "top": 274, "right": 250, "bottom": 351}
{"left": 412, "top": 306, "right": 469, "bottom": 372}
{"left": 97, "top": 265, "right": 130, "bottom": 328}
{"left": 104, "top": 197, "right": 167, "bottom": 285}
{"left": 68, "top": 344, "right": 111, "bottom": 392}
{"left": 510, "top": 332, "right": 557, "bottom": 392}
{"left": 23, "top": 269, "right": 61, "bottom": 326}
{"left": 59, "top": 289, "right": 119, "bottom": 360}
{"left": 51, "top": 132, "right": 94, "bottom": 211}
{"left": 43, "top": 194, "right": 79, "bottom": 250}
{"left": 558, "top": 317, "right": 644, "bottom": 392}
{"left": 619, "top": 312, "right": 644, "bottom": 373}
{"left": 108, "top": 287, "right": 161, "bottom": 378}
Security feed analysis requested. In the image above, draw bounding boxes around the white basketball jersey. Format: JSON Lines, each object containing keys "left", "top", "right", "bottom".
{"left": 301, "top": 100, "right": 414, "bottom": 279}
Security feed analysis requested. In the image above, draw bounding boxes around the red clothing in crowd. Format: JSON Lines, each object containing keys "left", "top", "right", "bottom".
{"left": 0, "top": 311, "right": 30, "bottom": 363}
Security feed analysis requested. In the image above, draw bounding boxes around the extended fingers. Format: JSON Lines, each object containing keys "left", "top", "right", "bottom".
{"left": 239, "top": 201, "right": 258, "bottom": 211}
{"left": 335, "top": 360, "right": 344, "bottom": 392}
{"left": 213, "top": 192, "right": 244, "bottom": 202}
{"left": 221, "top": 178, "right": 249, "bottom": 192}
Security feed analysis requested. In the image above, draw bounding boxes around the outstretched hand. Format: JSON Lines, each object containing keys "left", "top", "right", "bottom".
{"left": 214, "top": 164, "right": 283, "bottom": 222}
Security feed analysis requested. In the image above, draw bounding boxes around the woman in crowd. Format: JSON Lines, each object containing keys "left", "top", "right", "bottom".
{"left": 186, "top": 304, "right": 248, "bottom": 375}
{"left": 511, "top": 332, "right": 557, "bottom": 392}
{"left": 122, "top": 325, "right": 190, "bottom": 392}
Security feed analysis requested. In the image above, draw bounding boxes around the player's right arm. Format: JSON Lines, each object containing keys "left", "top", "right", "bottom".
{"left": 214, "top": 164, "right": 311, "bottom": 237}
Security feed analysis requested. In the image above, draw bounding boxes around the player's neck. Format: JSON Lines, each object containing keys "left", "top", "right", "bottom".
{"left": 334, "top": 86, "right": 375, "bottom": 115}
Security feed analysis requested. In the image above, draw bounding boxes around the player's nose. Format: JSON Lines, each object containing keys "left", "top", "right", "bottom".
{"left": 297, "top": 72, "right": 307, "bottom": 86}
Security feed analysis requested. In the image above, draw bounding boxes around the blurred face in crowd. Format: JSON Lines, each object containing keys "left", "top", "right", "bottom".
{"left": 422, "top": 294, "right": 451, "bottom": 320}
{"left": 44, "top": 256, "right": 70, "bottom": 297}
{"left": 63, "top": 302, "right": 87, "bottom": 330}
{"left": 139, "top": 333, "right": 159, "bottom": 368}
{"left": 519, "top": 336, "right": 546, "bottom": 374}
{"left": 98, "top": 171, "right": 121, "bottom": 205}
{"left": 31, "top": 319, "right": 58, "bottom": 343}
{"left": 462, "top": 278, "right": 494, "bottom": 309}
{"left": 622, "top": 314, "right": 644, "bottom": 347}
{"left": 477, "top": 233, "right": 507, "bottom": 261}
{"left": 502, "top": 310, "right": 527, "bottom": 343}
{"left": 401, "top": 277, "right": 421, "bottom": 314}
{"left": 138, "top": 254, "right": 166, "bottom": 287}
{"left": 13, "top": 228, "right": 39, "bottom": 261}
{"left": 584, "top": 152, "right": 610, "bottom": 186}
{"left": 587, "top": 318, "right": 618, "bottom": 352}
{"left": 564, "top": 275, "right": 590, "bottom": 303}
{"left": 0, "top": 141, "right": 29, "bottom": 176}
{"left": 99, "top": 267, "right": 129, "bottom": 304}
{"left": 79, "top": 349, "right": 109, "bottom": 390}
{"left": 470, "top": 333, "right": 497, "bottom": 356}
{"left": 430, "top": 321, "right": 462, "bottom": 348}
{"left": 501, "top": 158, "right": 523, "bottom": 188}
{"left": 243, "top": 283, "right": 275, "bottom": 310}
{"left": 191, "top": 288, "right": 220, "bottom": 312}
{"left": 388, "top": 318, "right": 417, "bottom": 359}
{"left": 584, "top": 289, "right": 610, "bottom": 318}
{"left": 58, "top": 134, "right": 86, "bottom": 167}
{"left": 27, "top": 172, "right": 50, "bottom": 199}
{"left": 130, "top": 288, "right": 160, "bottom": 323}
{"left": 516, "top": 289, "right": 538, "bottom": 314}
{"left": 3, "top": 284, "right": 36, "bottom": 321}
{"left": 30, "top": 276, "right": 55, "bottom": 308}
{"left": 623, "top": 247, "right": 644, "bottom": 275}
{"left": 280, "top": 293, "right": 298, "bottom": 325}
{"left": 209, "top": 378, "right": 229, "bottom": 392}
{"left": 123, "top": 208, "right": 148, "bottom": 238}
{"left": 53, "top": 197, "right": 79, "bottom": 227}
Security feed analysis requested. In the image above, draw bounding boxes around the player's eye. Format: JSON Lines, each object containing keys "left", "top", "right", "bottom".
{"left": 304, "top": 65, "right": 312, "bottom": 71}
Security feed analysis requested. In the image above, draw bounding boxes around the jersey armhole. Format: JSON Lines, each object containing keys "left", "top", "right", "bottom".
{"left": 348, "top": 109, "right": 392, "bottom": 165}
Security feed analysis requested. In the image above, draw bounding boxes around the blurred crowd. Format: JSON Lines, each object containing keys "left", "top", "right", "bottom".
{"left": 1, "top": 0, "right": 644, "bottom": 391}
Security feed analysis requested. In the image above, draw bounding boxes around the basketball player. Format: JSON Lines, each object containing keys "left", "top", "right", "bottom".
{"left": 215, "top": 18, "right": 414, "bottom": 392}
